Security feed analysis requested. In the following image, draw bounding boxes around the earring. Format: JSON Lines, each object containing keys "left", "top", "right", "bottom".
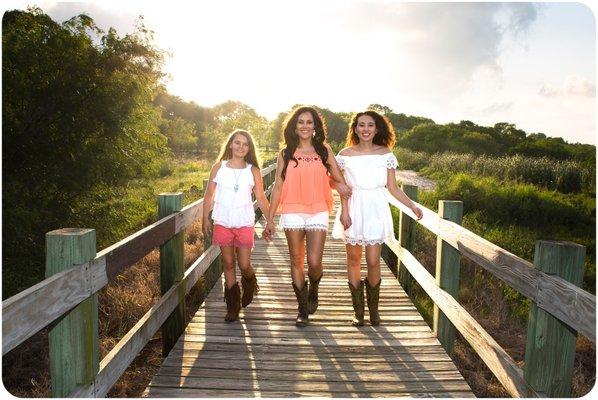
{"left": 312, "top": 131, "right": 316, "bottom": 137}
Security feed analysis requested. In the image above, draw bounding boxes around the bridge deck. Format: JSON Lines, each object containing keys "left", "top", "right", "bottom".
{"left": 144, "top": 213, "right": 474, "bottom": 398}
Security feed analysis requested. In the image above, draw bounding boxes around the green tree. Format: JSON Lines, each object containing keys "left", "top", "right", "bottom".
{"left": 2, "top": 8, "right": 168, "bottom": 296}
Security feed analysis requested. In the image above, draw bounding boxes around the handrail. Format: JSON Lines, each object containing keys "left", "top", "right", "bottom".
{"left": 387, "top": 196, "right": 596, "bottom": 342}
{"left": 2, "top": 162, "right": 278, "bottom": 355}
{"left": 385, "top": 240, "right": 537, "bottom": 397}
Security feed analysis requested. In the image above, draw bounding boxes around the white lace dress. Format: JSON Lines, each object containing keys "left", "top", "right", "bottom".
{"left": 332, "top": 153, "right": 398, "bottom": 245}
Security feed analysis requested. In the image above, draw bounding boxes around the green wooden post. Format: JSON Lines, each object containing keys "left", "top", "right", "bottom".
{"left": 398, "top": 184, "right": 418, "bottom": 296}
{"left": 46, "top": 228, "right": 98, "bottom": 397}
{"left": 433, "top": 200, "right": 463, "bottom": 357}
{"left": 158, "top": 193, "right": 185, "bottom": 357}
{"left": 523, "top": 240, "right": 585, "bottom": 397}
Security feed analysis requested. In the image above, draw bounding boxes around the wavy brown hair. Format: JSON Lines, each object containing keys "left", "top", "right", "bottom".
{"left": 280, "top": 106, "right": 329, "bottom": 180}
{"left": 217, "top": 129, "right": 261, "bottom": 168}
{"left": 346, "top": 110, "right": 396, "bottom": 148}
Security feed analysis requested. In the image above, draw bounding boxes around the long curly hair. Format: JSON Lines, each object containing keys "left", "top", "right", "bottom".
{"left": 280, "top": 106, "right": 330, "bottom": 180}
{"left": 217, "top": 129, "right": 261, "bottom": 168}
{"left": 346, "top": 110, "right": 396, "bottom": 148}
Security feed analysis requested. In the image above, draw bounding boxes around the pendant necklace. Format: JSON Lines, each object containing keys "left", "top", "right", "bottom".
{"left": 233, "top": 168, "right": 241, "bottom": 192}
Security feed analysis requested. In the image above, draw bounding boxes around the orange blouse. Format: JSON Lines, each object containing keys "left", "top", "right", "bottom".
{"left": 279, "top": 152, "right": 333, "bottom": 214}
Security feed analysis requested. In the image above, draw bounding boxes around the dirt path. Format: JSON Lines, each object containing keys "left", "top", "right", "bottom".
{"left": 396, "top": 170, "right": 436, "bottom": 191}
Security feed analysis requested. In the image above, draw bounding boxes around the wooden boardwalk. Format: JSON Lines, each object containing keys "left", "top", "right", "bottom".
{"left": 144, "top": 213, "right": 474, "bottom": 398}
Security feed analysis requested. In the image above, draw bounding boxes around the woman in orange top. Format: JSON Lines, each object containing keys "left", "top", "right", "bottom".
{"left": 265, "top": 106, "right": 351, "bottom": 326}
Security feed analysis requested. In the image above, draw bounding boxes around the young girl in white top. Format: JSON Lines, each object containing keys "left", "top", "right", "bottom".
{"left": 202, "top": 130, "right": 271, "bottom": 322}
{"left": 332, "top": 111, "right": 423, "bottom": 326}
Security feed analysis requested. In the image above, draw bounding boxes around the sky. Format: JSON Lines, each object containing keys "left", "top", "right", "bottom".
{"left": 3, "top": 1, "right": 597, "bottom": 144}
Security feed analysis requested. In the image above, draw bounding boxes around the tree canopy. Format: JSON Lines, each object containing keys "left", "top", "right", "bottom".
{"left": 3, "top": 8, "right": 169, "bottom": 295}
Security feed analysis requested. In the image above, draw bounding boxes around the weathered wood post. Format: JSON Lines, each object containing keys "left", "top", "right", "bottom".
{"left": 158, "top": 193, "right": 185, "bottom": 357}
{"left": 523, "top": 240, "right": 585, "bottom": 397}
{"left": 46, "top": 228, "right": 98, "bottom": 397}
{"left": 398, "top": 184, "right": 418, "bottom": 296}
{"left": 433, "top": 200, "right": 463, "bottom": 357}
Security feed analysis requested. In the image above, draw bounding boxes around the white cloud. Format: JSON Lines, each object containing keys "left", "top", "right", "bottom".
{"left": 539, "top": 76, "right": 596, "bottom": 97}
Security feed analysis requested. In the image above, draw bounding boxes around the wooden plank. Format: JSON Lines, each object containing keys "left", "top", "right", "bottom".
{"left": 165, "top": 342, "right": 451, "bottom": 356}
{"left": 144, "top": 387, "right": 475, "bottom": 398}
{"left": 386, "top": 240, "right": 534, "bottom": 397}
{"left": 2, "top": 262, "right": 92, "bottom": 355}
{"left": 166, "top": 351, "right": 453, "bottom": 363}
{"left": 185, "top": 321, "right": 431, "bottom": 332}
{"left": 148, "top": 375, "right": 473, "bottom": 393}
{"left": 182, "top": 328, "right": 435, "bottom": 340}
{"left": 154, "top": 366, "right": 466, "bottom": 382}
{"left": 388, "top": 196, "right": 596, "bottom": 342}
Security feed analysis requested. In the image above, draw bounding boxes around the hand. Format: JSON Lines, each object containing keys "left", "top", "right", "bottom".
{"left": 410, "top": 204, "right": 424, "bottom": 220}
{"left": 336, "top": 182, "right": 352, "bottom": 200}
{"left": 340, "top": 211, "right": 352, "bottom": 230}
{"left": 262, "top": 221, "right": 275, "bottom": 241}
{"left": 202, "top": 218, "right": 212, "bottom": 237}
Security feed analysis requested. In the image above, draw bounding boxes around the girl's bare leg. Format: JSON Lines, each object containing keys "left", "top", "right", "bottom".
{"left": 221, "top": 246, "right": 237, "bottom": 288}
{"left": 364, "top": 244, "right": 382, "bottom": 286}
{"left": 345, "top": 244, "right": 363, "bottom": 287}
{"left": 284, "top": 230, "right": 306, "bottom": 287}
{"left": 235, "top": 246, "right": 255, "bottom": 278}
{"left": 305, "top": 230, "right": 326, "bottom": 279}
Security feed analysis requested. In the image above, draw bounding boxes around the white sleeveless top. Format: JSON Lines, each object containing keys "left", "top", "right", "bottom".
{"left": 212, "top": 161, "right": 255, "bottom": 228}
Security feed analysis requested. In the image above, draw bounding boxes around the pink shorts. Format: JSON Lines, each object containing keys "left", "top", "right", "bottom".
{"left": 212, "top": 224, "right": 254, "bottom": 248}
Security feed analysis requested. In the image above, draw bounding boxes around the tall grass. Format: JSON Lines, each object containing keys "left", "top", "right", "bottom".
{"left": 425, "top": 152, "right": 595, "bottom": 194}
{"left": 393, "top": 147, "right": 429, "bottom": 171}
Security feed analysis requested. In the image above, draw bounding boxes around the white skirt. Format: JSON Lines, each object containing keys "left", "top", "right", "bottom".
{"left": 279, "top": 211, "right": 329, "bottom": 231}
{"left": 332, "top": 188, "right": 394, "bottom": 246}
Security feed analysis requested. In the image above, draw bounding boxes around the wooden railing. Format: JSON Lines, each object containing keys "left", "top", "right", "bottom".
{"left": 382, "top": 184, "right": 595, "bottom": 398}
{"left": 2, "top": 160, "right": 277, "bottom": 397}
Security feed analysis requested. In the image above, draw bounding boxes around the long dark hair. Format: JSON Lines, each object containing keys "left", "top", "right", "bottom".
{"left": 346, "top": 110, "right": 396, "bottom": 148}
{"left": 217, "top": 129, "right": 261, "bottom": 168}
{"left": 280, "top": 106, "right": 329, "bottom": 180}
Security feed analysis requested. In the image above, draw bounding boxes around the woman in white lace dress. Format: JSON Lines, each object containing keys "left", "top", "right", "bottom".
{"left": 332, "top": 111, "right": 423, "bottom": 326}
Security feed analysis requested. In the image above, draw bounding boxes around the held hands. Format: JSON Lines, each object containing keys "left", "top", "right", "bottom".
{"left": 340, "top": 210, "right": 352, "bottom": 230}
{"left": 262, "top": 220, "right": 275, "bottom": 241}
{"left": 336, "top": 182, "right": 352, "bottom": 200}
{"left": 410, "top": 204, "right": 424, "bottom": 220}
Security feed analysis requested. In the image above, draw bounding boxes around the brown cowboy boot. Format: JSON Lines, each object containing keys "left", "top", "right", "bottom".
{"left": 307, "top": 272, "right": 322, "bottom": 314}
{"left": 224, "top": 282, "right": 241, "bottom": 322}
{"left": 348, "top": 280, "right": 365, "bottom": 326}
{"left": 241, "top": 273, "right": 259, "bottom": 307}
{"left": 365, "top": 278, "right": 381, "bottom": 326}
{"left": 292, "top": 281, "right": 309, "bottom": 327}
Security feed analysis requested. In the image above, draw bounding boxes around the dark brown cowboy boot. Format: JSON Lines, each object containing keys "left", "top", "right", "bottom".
{"left": 348, "top": 280, "right": 365, "bottom": 326}
{"left": 307, "top": 272, "right": 322, "bottom": 314}
{"left": 292, "top": 281, "right": 309, "bottom": 327}
{"left": 365, "top": 278, "right": 381, "bottom": 326}
{"left": 241, "top": 273, "right": 259, "bottom": 307}
{"left": 224, "top": 282, "right": 241, "bottom": 322}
